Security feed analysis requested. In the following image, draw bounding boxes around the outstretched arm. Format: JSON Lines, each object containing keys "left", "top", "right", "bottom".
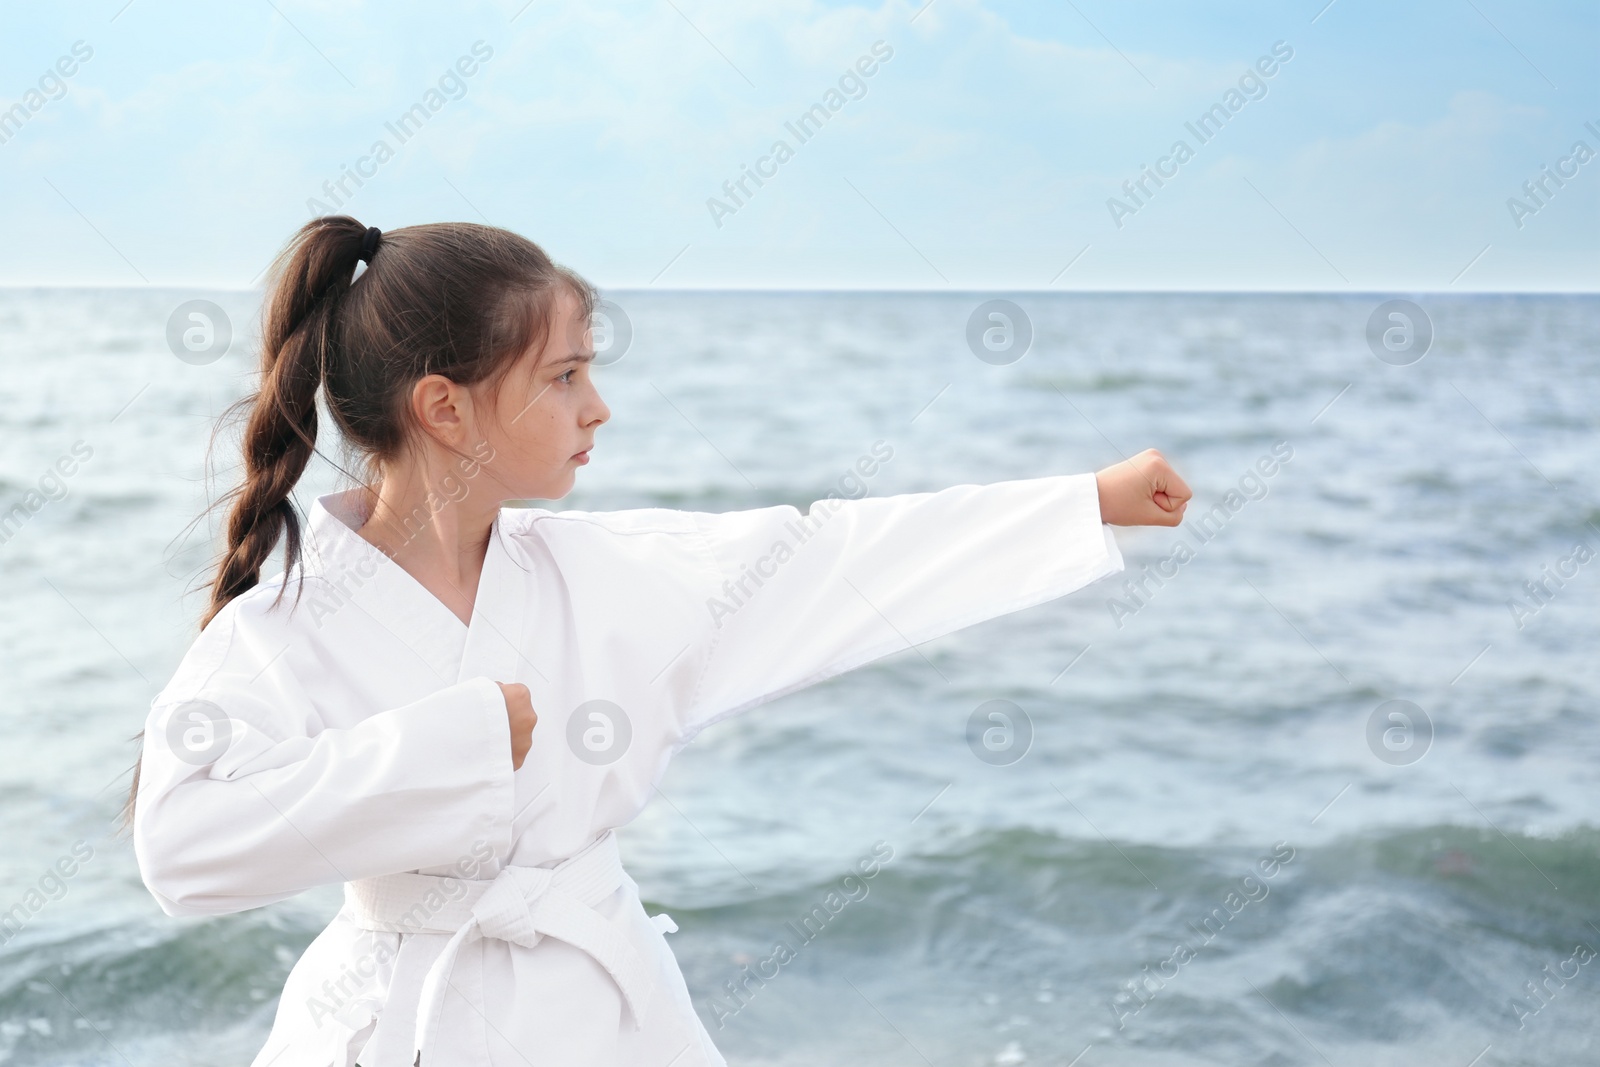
{"left": 678, "top": 450, "right": 1189, "bottom": 739}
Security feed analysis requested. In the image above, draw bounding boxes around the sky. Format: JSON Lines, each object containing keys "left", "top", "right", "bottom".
{"left": 0, "top": 0, "right": 1595, "bottom": 291}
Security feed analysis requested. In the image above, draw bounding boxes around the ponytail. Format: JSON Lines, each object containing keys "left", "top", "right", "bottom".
{"left": 205, "top": 215, "right": 371, "bottom": 627}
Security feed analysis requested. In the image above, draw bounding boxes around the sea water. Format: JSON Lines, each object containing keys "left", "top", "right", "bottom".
{"left": 0, "top": 290, "right": 1595, "bottom": 1065}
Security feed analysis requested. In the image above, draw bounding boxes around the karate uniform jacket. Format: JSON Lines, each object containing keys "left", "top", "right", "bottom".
{"left": 131, "top": 472, "right": 1124, "bottom": 1066}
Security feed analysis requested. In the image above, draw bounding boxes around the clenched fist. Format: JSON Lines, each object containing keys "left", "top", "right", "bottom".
{"left": 1095, "top": 449, "right": 1192, "bottom": 527}
{"left": 497, "top": 682, "right": 538, "bottom": 770}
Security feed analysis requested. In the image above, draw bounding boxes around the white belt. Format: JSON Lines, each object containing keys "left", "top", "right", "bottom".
{"left": 343, "top": 830, "right": 657, "bottom": 1065}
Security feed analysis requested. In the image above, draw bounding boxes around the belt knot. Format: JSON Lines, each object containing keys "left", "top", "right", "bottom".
{"left": 343, "top": 831, "right": 656, "bottom": 1065}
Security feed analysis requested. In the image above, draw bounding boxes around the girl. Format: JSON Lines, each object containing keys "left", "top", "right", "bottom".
{"left": 124, "top": 216, "right": 1190, "bottom": 1067}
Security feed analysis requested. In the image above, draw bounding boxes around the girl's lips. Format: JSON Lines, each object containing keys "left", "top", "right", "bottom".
{"left": 572, "top": 450, "right": 591, "bottom": 464}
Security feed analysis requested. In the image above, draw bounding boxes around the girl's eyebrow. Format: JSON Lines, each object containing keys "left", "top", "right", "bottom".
{"left": 550, "top": 350, "right": 596, "bottom": 367}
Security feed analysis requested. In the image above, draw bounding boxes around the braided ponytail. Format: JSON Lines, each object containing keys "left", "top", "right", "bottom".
{"left": 204, "top": 215, "right": 370, "bottom": 626}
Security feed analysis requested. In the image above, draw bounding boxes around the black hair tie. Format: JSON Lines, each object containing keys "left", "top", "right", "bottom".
{"left": 359, "top": 226, "right": 382, "bottom": 264}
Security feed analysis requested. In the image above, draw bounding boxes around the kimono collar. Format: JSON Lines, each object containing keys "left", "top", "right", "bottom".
{"left": 303, "top": 487, "right": 400, "bottom": 585}
{"left": 301, "top": 487, "right": 526, "bottom": 686}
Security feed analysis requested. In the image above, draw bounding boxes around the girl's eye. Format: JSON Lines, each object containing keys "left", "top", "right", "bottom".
{"left": 557, "top": 368, "right": 575, "bottom": 383}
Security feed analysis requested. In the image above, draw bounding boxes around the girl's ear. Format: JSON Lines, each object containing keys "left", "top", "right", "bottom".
{"left": 410, "top": 373, "right": 474, "bottom": 447}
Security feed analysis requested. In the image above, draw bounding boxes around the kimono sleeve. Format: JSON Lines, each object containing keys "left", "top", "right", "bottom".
{"left": 680, "top": 471, "right": 1123, "bottom": 736}
{"left": 134, "top": 643, "right": 515, "bottom": 918}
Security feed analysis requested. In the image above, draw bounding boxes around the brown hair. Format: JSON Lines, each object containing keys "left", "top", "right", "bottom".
{"left": 117, "top": 216, "right": 595, "bottom": 832}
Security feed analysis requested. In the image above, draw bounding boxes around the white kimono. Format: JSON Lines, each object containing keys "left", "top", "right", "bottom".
{"left": 132, "top": 472, "right": 1124, "bottom": 1066}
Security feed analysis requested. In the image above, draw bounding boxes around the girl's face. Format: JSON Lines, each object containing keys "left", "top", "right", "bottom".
{"left": 476, "top": 286, "right": 610, "bottom": 502}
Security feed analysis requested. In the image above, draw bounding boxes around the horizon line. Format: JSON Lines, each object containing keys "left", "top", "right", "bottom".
{"left": 1, "top": 284, "right": 1597, "bottom": 296}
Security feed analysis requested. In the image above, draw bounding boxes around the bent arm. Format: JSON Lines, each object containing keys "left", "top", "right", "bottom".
{"left": 134, "top": 676, "right": 513, "bottom": 917}
{"left": 680, "top": 472, "right": 1123, "bottom": 737}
